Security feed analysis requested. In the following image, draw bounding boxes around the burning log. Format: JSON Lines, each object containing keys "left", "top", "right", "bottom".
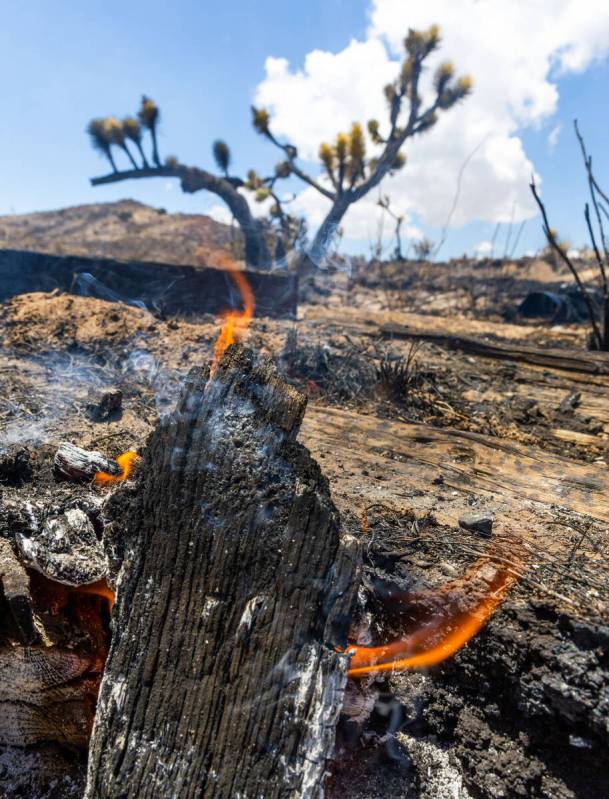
{"left": 86, "top": 345, "right": 356, "bottom": 799}
{"left": 54, "top": 443, "right": 121, "bottom": 482}
{"left": 0, "top": 536, "right": 112, "bottom": 798}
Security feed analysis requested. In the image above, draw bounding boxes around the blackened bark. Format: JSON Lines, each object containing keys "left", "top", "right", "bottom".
{"left": 86, "top": 345, "right": 356, "bottom": 799}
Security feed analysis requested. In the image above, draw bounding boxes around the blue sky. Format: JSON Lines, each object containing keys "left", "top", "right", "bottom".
{"left": 1, "top": 0, "right": 608, "bottom": 260}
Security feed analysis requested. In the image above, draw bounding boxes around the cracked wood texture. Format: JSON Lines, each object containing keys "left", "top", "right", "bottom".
{"left": 86, "top": 345, "right": 355, "bottom": 799}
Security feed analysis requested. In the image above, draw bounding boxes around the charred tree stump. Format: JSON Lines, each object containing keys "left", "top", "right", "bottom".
{"left": 86, "top": 345, "right": 355, "bottom": 799}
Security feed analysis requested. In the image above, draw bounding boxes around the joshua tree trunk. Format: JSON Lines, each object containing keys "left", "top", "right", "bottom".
{"left": 302, "top": 195, "right": 351, "bottom": 271}
{"left": 91, "top": 165, "right": 273, "bottom": 270}
{"left": 602, "top": 294, "right": 609, "bottom": 351}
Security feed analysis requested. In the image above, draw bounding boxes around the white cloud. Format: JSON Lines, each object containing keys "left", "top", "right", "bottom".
{"left": 206, "top": 202, "right": 233, "bottom": 225}
{"left": 474, "top": 240, "right": 493, "bottom": 257}
{"left": 254, "top": 0, "right": 609, "bottom": 241}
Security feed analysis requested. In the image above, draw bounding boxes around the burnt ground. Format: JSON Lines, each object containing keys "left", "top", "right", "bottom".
{"left": 0, "top": 254, "right": 608, "bottom": 798}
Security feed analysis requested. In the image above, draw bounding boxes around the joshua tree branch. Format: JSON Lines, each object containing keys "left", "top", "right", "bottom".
{"left": 575, "top": 121, "right": 609, "bottom": 270}
{"left": 530, "top": 177, "right": 602, "bottom": 348}
{"left": 584, "top": 203, "right": 608, "bottom": 293}
{"left": 91, "top": 165, "right": 272, "bottom": 269}
{"left": 263, "top": 129, "right": 335, "bottom": 200}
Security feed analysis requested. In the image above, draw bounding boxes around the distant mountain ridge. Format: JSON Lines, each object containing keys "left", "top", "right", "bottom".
{"left": 0, "top": 200, "right": 235, "bottom": 266}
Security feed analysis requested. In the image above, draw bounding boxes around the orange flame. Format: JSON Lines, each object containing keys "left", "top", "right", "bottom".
{"left": 345, "top": 558, "right": 517, "bottom": 678}
{"left": 211, "top": 268, "right": 255, "bottom": 375}
{"left": 94, "top": 451, "right": 140, "bottom": 485}
{"left": 73, "top": 578, "right": 116, "bottom": 610}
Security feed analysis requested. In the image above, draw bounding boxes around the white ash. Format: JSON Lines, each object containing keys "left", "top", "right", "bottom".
{"left": 396, "top": 731, "right": 472, "bottom": 799}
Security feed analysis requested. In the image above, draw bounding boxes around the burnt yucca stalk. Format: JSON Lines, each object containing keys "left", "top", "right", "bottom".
{"left": 138, "top": 95, "right": 161, "bottom": 167}
{"left": 122, "top": 116, "right": 149, "bottom": 168}
{"left": 252, "top": 24, "right": 472, "bottom": 269}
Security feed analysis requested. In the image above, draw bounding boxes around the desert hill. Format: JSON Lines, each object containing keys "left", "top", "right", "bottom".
{"left": 0, "top": 200, "right": 235, "bottom": 266}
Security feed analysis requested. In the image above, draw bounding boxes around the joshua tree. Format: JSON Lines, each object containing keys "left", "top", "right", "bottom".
{"left": 86, "top": 26, "right": 470, "bottom": 271}
{"left": 251, "top": 25, "right": 470, "bottom": 269}
{"left": 530, "top": 120, "right": 609, "bottom": 351}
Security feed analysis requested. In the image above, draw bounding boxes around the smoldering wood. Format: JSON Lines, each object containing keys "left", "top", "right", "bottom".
{"left": 0, "top": 247, "right": 298, "bottom": 319}
{"left": 16, "top": 506, "right": 107, "bottom": 586}
{"left": 54, "top": 442, "right": 120, "bottom": 482}
{"left": 0, "top": 529, "right": 111, "bottom": 798}
{"left": 0, "top": 538, "right": 42, "bottom": 645}
{"left": 0, "top": 445, "right": 33, "bottom": 486}
{"left": 86, "top": 345, "right": 357, "bottom": 799}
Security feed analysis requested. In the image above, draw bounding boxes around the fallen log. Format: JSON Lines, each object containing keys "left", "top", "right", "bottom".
{"left": 86, "top": 345, "right": 356, "bottom": 799}
{"left": 380, "top": 322, "right": 609, "bottom": 375}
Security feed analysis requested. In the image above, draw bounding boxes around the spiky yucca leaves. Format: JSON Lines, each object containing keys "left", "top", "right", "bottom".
{"left": 245, "top": 169, "right": 263, "bottom": 190}
{"left": 274, "top": 161, "right": 291, "bottom": 178}
{"left": 251, "top": 107, "right": 270, "bottom": 135}
{"left": 212, "top": 140, "right": 231, "bottom": 176}
{"left": 102, "top": 116, "right": 139, "bottom": 169}
{"left": 123, "top": 116, "right": 149, "bottom": 168}
{"left": 367, "top": 119, "right": 383, "bottom": 144}
{"left": 87, "top": 118, "right": 118, "bottom": 173}
{"left": 319, "top": 143, "right": 334, "bottom": 176}
{"left": 318, "top": 124, "right": 370, "bottom": 189}
{"left": 348, "top": 122, "right": 366, "bottom": 181}
{"left": 138, "top": 95, "right": 161, "bottom": 166}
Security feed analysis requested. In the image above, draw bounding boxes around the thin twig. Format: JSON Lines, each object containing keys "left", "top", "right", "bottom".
{"left": 529, "top": 176, "right": 602, "bottom": 348}
{"left": 574, "top": 120, "right": 608, "bottom": 292}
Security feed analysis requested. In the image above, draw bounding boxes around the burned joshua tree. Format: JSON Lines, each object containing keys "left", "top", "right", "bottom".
{"left": 86, "top": 26, "right": 470, "bottom": 271}
{"left": 530, "top": 120, "right": 609, "bottom": 351}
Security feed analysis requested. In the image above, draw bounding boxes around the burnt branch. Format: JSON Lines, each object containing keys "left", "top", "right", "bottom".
{"left": 530, "top": 176, "right": 603, "bottom": 349}
{"left": 574, "top": 119, "right": 608, "bottom": 292}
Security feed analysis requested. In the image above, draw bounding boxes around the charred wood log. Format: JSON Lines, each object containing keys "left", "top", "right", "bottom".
{"left": 0, "top": 538, "right": 42, "bottom": 645}
{"left": 380, "top": 322, "right": 609, "bottom": 375}
{"left": 0, "top": 541, "right": 111, "bottom": 799}
{"left": 86, "top": 345, "right": 356, "bottom": 799}
{"left": 54, "top": 443, "right": 120, "bottom": 482}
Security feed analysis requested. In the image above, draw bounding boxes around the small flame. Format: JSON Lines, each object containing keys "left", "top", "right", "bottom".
{"left": 210, "top": 268, "right": 255, "bottom": 375}
{"left": 345, "top": 558, "right": 517, "bottom": 678}
{"left": 94, "top": 451, "right": 140, "bottom": 485}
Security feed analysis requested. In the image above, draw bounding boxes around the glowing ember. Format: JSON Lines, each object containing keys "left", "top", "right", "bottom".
{"left": 94, "top": 451, "right": 140, "bottom": 485}
{"left": 210, "top": 268, "right": 255, "bottom": 375}
{"left": 346, "top": 559, "right": 518, "bottom": 678}
{"left": 74, "top": 578, "right": 116, "bottom": 610}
